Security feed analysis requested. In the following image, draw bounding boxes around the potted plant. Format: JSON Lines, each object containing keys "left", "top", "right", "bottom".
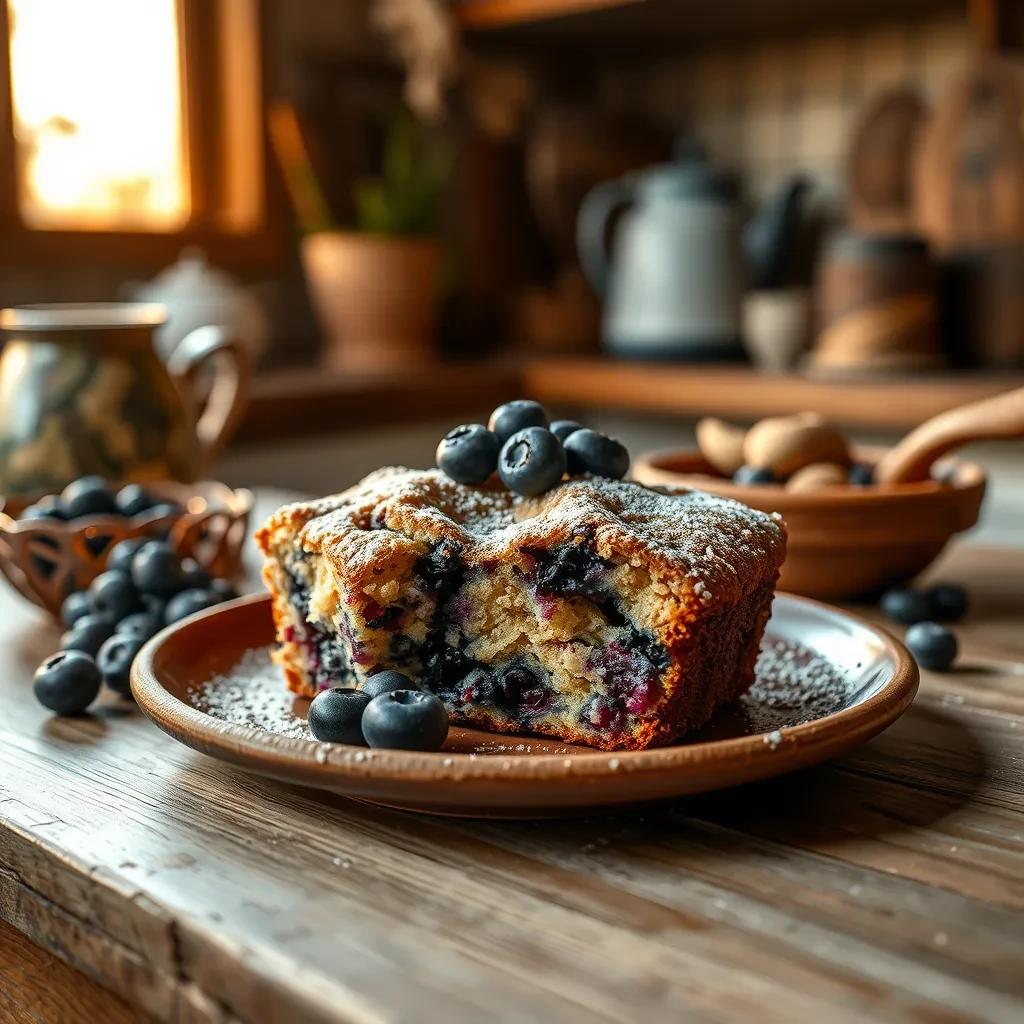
{"left": 271, "top": 106, "right": 449, "bottom": 373}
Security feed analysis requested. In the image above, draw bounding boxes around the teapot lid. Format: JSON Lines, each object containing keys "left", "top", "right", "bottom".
{"left": 636, "top": 140, "right": 739, "bottom": 201}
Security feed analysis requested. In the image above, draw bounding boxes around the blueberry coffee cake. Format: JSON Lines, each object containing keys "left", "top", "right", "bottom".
{"left": 257, "top": 463, "right": 786, "bottom": 751}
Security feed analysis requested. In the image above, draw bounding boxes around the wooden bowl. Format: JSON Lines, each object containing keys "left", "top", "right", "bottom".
{"left": 0, "top": 481, "right": 253, "bottom": 618}
{"left": 633, "top": 447, "right": 985, "bottom": 600}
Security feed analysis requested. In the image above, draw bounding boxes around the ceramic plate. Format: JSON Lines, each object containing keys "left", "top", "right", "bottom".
{"left": 132, "top": 593, "right": 918, "bottom": 818}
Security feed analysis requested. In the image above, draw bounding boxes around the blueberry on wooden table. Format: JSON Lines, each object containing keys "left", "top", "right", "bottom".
{"left": 436, "top": 424, "right": 500, "bottom": 484}
{"left": 499, "top": 427, "right": 567, "bottom": 497}
{"left": 926, "top": 583, "right": 968, "bottom": 623}
{"left": 880, "top": 588, "right": 932, "bottom": 625}
{"left": 61, "top": 476, "right": 119, "bottom": 519}
{"left": 361, "top": 690, "right": 449, "bottom": 751}
{"left": 131, "top": 540, "right": 187, "bottom": 596}
{"left": 61, "top": 590, "right": 92, "bottom": 629}
{"left": 562, "top": 428, "right": 630, "bottom": 480}
{"left": 115, "top": 483, "right": 156, "bottom": 517}
{"left": 307, "top": 687, "right": 372, "bottom": 744}
{"left": 107, "top": 537, "right": 148, "bottom": 574}
{"left": 61, "top": 613, "right": 116, "bottom": 657}
{"left": 362, "top": 670, "right": 418, "bottom": 698}
{"left": 33, "top": 650, "right": 101, "bottom": 715}
{"left": 905, "top": 621, "right": 958, "bottom": 671}
{"left": 550, "top": 420, "right": 583, "bottom": 443}
{"left": 733, "top": 465, "right": 776, "bottom": 485}
{"left": 164, "top": 588, "right": 222, "bottom": 625}
{"left": 97, "top": 633, "right": 146, "bottom": 695}
{"left": 488, "top": 400, "right": 549, "bottom": 444}
{"left": 88, "top": 569, "right": 141, "bottom": 621}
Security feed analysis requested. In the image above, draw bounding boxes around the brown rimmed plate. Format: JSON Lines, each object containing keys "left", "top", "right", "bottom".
{"left": 132, "top": 593, "right": 918, "bottom": 818}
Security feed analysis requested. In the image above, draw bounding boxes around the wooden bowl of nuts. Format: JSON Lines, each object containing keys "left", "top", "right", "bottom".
{"left": 0, "top": 478, "right": 253, "bottom": 618}
{"left": 634, "top": 387, "right": 1024, "bottom": 599}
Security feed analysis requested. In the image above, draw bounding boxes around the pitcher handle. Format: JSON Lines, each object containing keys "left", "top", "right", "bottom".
{"left": 576, "top": 177, "right": 634, "bottom": 297}
{"left": 167, "top": 325, "right": 252, "bottom": 463}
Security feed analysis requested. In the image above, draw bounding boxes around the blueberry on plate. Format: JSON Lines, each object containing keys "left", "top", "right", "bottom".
{"left": 362, "top": 669, "right": 417, "bottom": 699}
{"left": 880, "top": 587, "right": 932, "bottom": 625}
{"left": 61, "top": 614, "right": 116, "bottom": 657}
{"left": 733, "top": 465, "right": 776, "bottom": 485}
{"left": 107, "top": 537, "right": 148, "bottom": 574}
{"left": 88, "top": 569, "right": 141, "bottom": 621}
{"left": 33, "top": 650, "right": 101, "bottom": 715}
{"left": 307, "top": 687, "right": 372, "bottom": 744}
{"left": 61, "top": 590, "right": 92, "bottom": 629}
{"left": 562, "top": 429, "right": 630, "bottom": 480}
{"left": 849, "top": 463, "right": 874, "bottom": 486}
{"left": 436, "top": 424, "right": 500, "bottom": 484}
{"left": 488, "top": 400, "right": 549, "bottom": 445}
{"left": 498, "top": 427, "right": 567, "bottom": 497}
{"left": 905, "top": 621, "right": 958, "bottom": 671}
{"left": 209, "top": 577, "right": 239, "bottom": 601}
{"left": 181, "top": 558, "right": 211, "bottom": 589}
{"left": 163, "top": 587, "right": 222, "bottom": 625}
{"left": 550, "top": 420, "right": 583, "bottom": 443}
{"left": 115, "top": 483, "right": 156, "bottom": 517}
{"left": 117, "top": 611, "right": 161, "bottom": 641}
{"left": 97, "top": 633, "right": 145, "bottom": 695}
{"left": 361, "top": 690, "right": 449, "bottom": 751}
{"left": 926, "top": 582, "right": 968, "bottom": 623}
{"left": 131, "top": 540, "right": 186, "bottom": 596}
{"left": 61, "top": 476, "right": 118, "bottom": 519}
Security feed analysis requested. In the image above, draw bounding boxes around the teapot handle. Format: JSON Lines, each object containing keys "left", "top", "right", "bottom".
{"left": 576, "top": 177, "right": 634, "bottom": 297}
{"left": 167, "top": 325, "right": 252, "bottom": 464}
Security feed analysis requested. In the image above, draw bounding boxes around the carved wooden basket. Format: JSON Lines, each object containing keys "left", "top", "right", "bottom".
{"left": 0, "top": 481, "right": 253, "bottom": 618}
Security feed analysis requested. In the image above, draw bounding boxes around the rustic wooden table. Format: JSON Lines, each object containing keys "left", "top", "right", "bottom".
{"left": 1, "top": 491, "right": 1022, "bottom": 1024}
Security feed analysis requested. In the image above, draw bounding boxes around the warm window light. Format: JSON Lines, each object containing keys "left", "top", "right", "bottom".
{"left": 7, "top": 0, "right": 189, "bottom": 231}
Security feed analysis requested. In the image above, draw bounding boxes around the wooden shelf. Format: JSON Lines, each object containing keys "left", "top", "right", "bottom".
{"left": 522, "top": 358, "right": 1021, "bottom": 431}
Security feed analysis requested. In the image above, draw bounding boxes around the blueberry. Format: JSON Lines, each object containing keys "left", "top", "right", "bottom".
{"left": 107, "top": 537, "right": 147, "bottom": 574}
{"left": 926, "top": 583, "right": 968, "bottom": 623}
{"left": 880, "top": 588, "right": 932, "bottom": 625}
{"left": 362, "top": 670, "right": 417, "bottom": 698}
{"left": 436, "top": 424, "right": 500, "bottom": 484}
{"left": 164, "top": 588, "right": 222, "bottom": 625}
{"left": 20, "top": 495, "right": 66, "bottom": 522}
{"left": 33, "top": 651, "right": 101, "bottom": 715}
{"left": 488, "top": 400, "right": 549, "bottom": 445}
{"left": 117, "top": 611, "right": 161, "bottom": 641}
{"left": 131, "top": 540, "right": 186, "bottom": 596}
{"left": 307, "top": 687, "right": 372, "bottom": 744}
{"left": 145, "top": 502, "right": 183, "bottom": 521}
{"left": 562, "top": 429, "right": 630, "bottom": 480}
{"left": 210, "top": 577, "right": 239, "bottom": 601}
{"left": 550, "top": 420, "right": 583, "bottom": 443}
{"left": 181, "top": 558, "right": 211, "bottom": 589}
{"left": 849, "top": 463, "right": 875, "bottom": 486}
{"left": 905, "top": 621, "right": 958, "bottom": 671}
{"left": 61, "top": 476, "right": 118, "bottom": 519}
{"left": 97, "top": 633, "right": 145, "bottom": 695}
{"left": 361, "top": 690, "right": 449, "bottom": 751}
{"left": 497, "top": 665, "right": 535, "bottom": 707}
{"left": 61, "top": 614, "right": 116, "bottom": 657}
{"left": 498, "top": 427, "right": 567, "bottom": 497}
{"left": 115, "top": 484, "right": 156, "bottom": 517}
{"left": 61, "top": 590, "right": 92, "bottom": 628}
{"left": 142, "top": 594, "right": 167, "bottom": 620}
{"left": 88, "top": 570, "right": 141, "bottom": 621}
{"left": 733, "top": 465, "right": 776, "bottom": 485}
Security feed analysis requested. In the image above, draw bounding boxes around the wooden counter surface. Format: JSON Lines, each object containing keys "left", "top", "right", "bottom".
{"left": 1, "top": 492, "right": 1022, "bottom": 1023}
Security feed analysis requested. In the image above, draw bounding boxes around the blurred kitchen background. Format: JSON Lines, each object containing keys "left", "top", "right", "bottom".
{"left": 0, "top": 0, "right": 1021, "bottom": 543}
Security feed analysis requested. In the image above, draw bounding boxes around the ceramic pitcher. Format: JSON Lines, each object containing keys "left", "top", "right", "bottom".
{"left": 0, "top": 303, "right": 251, "bottom": 497}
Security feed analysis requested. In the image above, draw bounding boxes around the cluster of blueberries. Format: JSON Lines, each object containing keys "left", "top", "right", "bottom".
{"left": 879, "top": 582, "right": 966, "bottom": 671}
{"left": 307, "top": 670, "right": 449, "bottom": 751}
{"left": 733, "top": 463, "right": 874, "bottom": 486}
{"left": 436, "top": 399, "right": 630, "bottom": 497}
{"left": 18, "top": 475, "right": 181, "bottom": 524}
{"left": 31, "top": 481, "right": 238, "bottom": 716}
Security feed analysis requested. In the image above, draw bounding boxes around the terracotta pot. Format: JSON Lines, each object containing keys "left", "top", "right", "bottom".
{"left": 633, "top": 447, "right": 985, "bottom": 600}
{"left": 301, "top": 232, "right": 442, "bottom": 373}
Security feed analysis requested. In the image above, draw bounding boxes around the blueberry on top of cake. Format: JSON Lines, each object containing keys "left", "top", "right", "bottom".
{"left": 256, "top": 467, "right": 786, "bottom": 751}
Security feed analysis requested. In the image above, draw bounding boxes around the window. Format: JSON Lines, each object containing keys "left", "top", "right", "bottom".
{"left": 0, "top": 0, "right": 274, "bottom": 264}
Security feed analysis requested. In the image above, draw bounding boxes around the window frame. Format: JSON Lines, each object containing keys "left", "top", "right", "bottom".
{"left": 0, "top": 0, "right": 281, "bottom": 268}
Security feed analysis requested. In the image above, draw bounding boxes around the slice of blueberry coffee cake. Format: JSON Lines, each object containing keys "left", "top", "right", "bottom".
{"left": 257, "top": 405, "right": 785, "bottom": 751}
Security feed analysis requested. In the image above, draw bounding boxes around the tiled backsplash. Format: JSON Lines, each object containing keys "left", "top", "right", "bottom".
{"left": 599, "top": 11, "right": 973, "bottom": 201}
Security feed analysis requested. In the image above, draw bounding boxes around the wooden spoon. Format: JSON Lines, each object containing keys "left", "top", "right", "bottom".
{"left": 875, "top": 385, "right": 1024, "bottom": 484}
